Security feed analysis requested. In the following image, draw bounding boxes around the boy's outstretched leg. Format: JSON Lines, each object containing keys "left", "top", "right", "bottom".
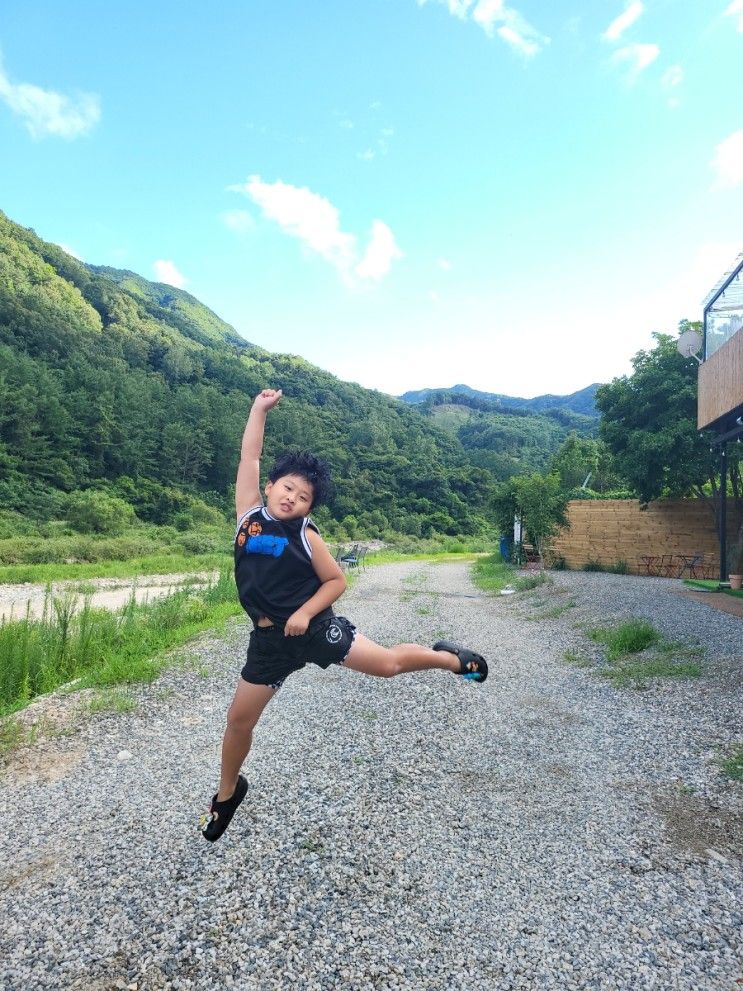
{"left": 201, "top": 679, "right": 275, "bottom": 842}
{"left": 343, "top": 634, "right": 488, "bottom": 682}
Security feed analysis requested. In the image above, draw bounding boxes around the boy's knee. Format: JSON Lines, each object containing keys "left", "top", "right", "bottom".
{"left": 380, "top": 649, "right": 403, "bottom": 678}
{"left": 226, "top": 704, "right": 258, "bottom": 733}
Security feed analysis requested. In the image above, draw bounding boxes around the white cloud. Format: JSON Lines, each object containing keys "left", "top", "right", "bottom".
{"left": 231, "top": 175, "right": 402, "bottom": 283}
{"left": 221, "top": 209, "right": 256, "bottom": 233}
{"left": 357, "top": 149, "right": 375, "bottom": 161}
{"left": 610, "top": 42, "right": 659, "bottom": 81}
{"left": 418, "top": 0, "right": 549, "bottom": 55}
{"left": 0, "top": 55, "right": 100, "bottom": 139}
{"left": 724, "top": 0, "right": 743, "bottom": 32}
{"left": 603, "top": 2, "right": 644, "bottom": 42}
{"left": 711, "top": 130, "right": 743, "bottom": 188}
{"left": 438, "top": 257, "right": 452, "bottom": 271}
{"left": 153, "top": 260, "right": 187, "bottom": 288}
{"left": 355, "top": 221, "right": 403, "bottom": 281}
{"left": 495, "top": 24, "right": 538, "bottom": 57}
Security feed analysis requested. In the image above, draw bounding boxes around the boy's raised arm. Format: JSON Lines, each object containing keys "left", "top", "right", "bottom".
{"left": 235, "top": 389, "right": 283, "bottom": 520}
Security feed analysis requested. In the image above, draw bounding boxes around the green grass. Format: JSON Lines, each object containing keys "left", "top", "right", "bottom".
{"left": 683, "top": 579, "right": 743, "bottom": 599}
{"left": 536, "top": 600, "right": 577, "bottom": 619}
{"left": 86, "top": 689, "right": 138, "bottom": 715}
{"left": 368, "top": 550, "right": 480, "bottom": 566}
{"left": 512, "top": 572, "right": 549, "bottom": 591}
{"left": 601, "top": 654, "right": 702, "bottom": 687}
{"left": 0, "top": 553, "right": 230, "bottom": 585}
{"left": 582, "top": 620, "right": 702, "bottom": 686}
{"left": 563, "top": 649, "right": 592, "bottom": 667}
{"left": 0, "top": 568, "right": 242, "bottom": 715}
{"left": 720, "top": 747, "right": 743, "bottom": 782}
{"left": 0, "top": 715, "right": 26, "bottom": 756}
{"left": 587, "top": 619, "right": 661, "bottom": 661}
{"left": 470, "top": 553, "right": 513, "bottom": 593}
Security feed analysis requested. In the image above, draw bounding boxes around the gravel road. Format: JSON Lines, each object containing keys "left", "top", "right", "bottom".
{"left": 1, "top": 563, "right": 741, "bottom": 991}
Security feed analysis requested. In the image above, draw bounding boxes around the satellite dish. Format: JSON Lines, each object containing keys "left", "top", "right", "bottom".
{"left": 677, "top": 330, "right": 702, "bottom": 364}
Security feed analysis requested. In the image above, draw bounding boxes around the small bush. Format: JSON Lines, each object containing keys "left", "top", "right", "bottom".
{"left": 588, "top": 619, "right": 661, "bottom": 661}
{"left": 67, "top": 490, "right": 137, "bottom": 536}
{"left": 607, "top": 560, "right": 629, "bottom": 574}
{"left": 0, "top": 510, "right": 35, "bottom": 539}
{"left": 175, "top": 532, "right": 223, "bottom": 556}
{"left": 549, "top": 554, "right": 567, "bottom": 570}
{"left": 583, "top": 559, "right": 604, "bottom": 572}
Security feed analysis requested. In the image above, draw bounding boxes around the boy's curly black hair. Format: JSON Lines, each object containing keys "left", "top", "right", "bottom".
{"left": 267, "top": 451, "right": 333, "bottom": 508}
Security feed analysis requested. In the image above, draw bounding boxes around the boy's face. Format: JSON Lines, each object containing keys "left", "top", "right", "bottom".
{"left": 264, "top": 473, "right": 315, "bottom": 520}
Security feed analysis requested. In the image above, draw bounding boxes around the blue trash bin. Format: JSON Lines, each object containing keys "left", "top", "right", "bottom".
{"left": 499, "top": 536, "right": 510, "bottom": 562}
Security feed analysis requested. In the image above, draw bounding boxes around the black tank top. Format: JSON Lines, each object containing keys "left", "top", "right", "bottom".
{"left": 234, "top": 506, "right": 332, "bottom": 627}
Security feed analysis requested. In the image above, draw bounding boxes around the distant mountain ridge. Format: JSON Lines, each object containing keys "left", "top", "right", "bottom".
{"left": 399, "top": 383, "right": 601, "bottom": 418}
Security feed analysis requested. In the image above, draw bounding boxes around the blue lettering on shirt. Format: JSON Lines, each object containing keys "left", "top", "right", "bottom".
{"left": 247, "top": 534, "right": 289, "bottom": 557}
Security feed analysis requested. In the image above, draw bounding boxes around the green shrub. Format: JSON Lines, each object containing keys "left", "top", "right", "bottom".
{"left": 173, "top": 500, "right": 225, "bottom": 531}
{"left": 588, "top": 619, "right": 661, "bottom": 661}
{"left": 72, "top": 535, "right": 162, "bottom": 561}
{"left": 67, "top": 490, "right": 137, "bottom": 536}
{"left": 607, "top": 560, "right": 629, "bottom": 574}
{"left": 0, "top": 510, "right": 35, "bottom": 539}
{"left": 583, "top": 559, "right": 604, "bottom": 572}
{"left": 175, "top": 532, "right": 224, "bottom": 556}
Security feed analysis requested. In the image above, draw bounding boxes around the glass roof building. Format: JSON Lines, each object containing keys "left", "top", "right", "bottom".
{"left": 703, "top": 251, "right": 743, "bottom": 361}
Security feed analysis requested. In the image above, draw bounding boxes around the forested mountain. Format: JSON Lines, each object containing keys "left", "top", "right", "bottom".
{"left": 400, "top": 383, "right": 601, "bottom": 418}
{"left": 401, "top": 389, "right": 598, "bottom": 482}
{"left": 0, "top": 210, "right": 502, "bottom": 537}
{"left": 0, "top": 209, "right": 600, "bottom": 539}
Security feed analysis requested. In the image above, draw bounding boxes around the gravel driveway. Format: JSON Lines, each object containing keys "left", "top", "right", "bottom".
{"left": 2, "top": 563, "right": 741, "bottom": 991}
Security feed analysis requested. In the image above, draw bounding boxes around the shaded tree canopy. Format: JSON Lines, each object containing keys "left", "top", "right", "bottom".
{"left": 595, "top": 327, "right": 741, "bottom": 512}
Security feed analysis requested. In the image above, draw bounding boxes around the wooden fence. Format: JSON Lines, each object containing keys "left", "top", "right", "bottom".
{"left": 547, "top": 499, "right": 741, "bottom": 575}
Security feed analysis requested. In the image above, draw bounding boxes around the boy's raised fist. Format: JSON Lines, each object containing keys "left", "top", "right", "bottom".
{"left": 254, "top": 388, "right": 283, "bottom": 411}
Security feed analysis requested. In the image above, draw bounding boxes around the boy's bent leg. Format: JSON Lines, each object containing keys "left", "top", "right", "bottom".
{"left": 343, "top": 633, "right": 461, "bottom": 678}
{"left": 217, "top": 678, "right": 275, "bottom": 801}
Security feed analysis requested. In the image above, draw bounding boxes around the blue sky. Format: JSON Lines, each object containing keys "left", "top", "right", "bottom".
{"left": 1, "top": 0, "right": 741, "bottom": 397}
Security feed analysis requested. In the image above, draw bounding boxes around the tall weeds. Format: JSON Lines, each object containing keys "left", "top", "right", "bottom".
{"left": 0, "top": 568, "right": 241, "bottom": 715}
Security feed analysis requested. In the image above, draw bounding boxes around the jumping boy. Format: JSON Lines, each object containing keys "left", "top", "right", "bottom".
{"left": 201, "top": 388, "right": 488, "bottom": 842}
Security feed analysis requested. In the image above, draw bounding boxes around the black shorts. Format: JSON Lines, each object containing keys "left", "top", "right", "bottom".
{"left": 241, "top": 615, "right": 357, "bottom": 690}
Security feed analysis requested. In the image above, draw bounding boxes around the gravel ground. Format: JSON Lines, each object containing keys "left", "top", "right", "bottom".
{"left": 1, "top": 563, "right": 741, "bottom": 991}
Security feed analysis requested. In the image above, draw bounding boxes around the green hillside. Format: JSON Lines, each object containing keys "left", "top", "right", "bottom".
{"left": 417, "top": 390, "right": 598, "bottom": 481}
{"left": 0, "top": 210, "right": 498, "bottom": 539}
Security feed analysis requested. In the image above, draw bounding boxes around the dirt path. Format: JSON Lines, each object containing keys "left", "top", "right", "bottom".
{"left": 0, "top": 571, "right": 217, "bottom": 622}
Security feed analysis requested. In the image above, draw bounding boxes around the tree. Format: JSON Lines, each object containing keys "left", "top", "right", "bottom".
{"left": 549, "top": 432, "right": 624, "bottom": 493}
{"left": 491, "top": 472, "right": 570, "bottom": 559}
{"left": 596, "top": 327, "right": 741, "bottom": 520}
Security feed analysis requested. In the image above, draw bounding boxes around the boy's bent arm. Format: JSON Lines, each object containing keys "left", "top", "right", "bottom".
{"left": 235, "top": 389, "right": 282, "bottom": 520}
{"left": 284, "top": 529, "right": 347, "bottom": 637}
